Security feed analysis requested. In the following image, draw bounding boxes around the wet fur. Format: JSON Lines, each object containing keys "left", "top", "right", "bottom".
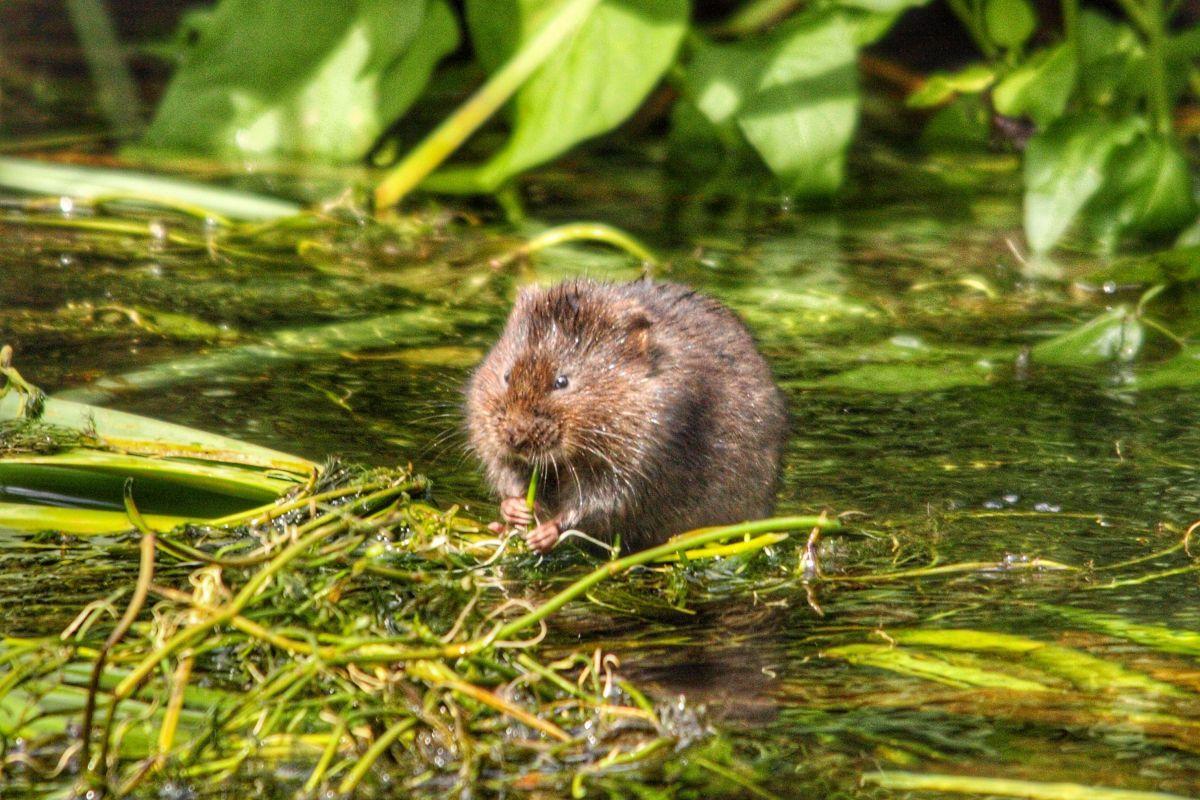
{"left": 465, "top": 278, "right": 789, "bottom": 550}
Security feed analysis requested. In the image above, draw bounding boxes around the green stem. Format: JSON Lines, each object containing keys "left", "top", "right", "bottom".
{"left": 374, "top": 0, "right": 601, "bottom": 209}
{"left": 111, "top": 485, "right": 414, "bottom": 699}
{"left": 500, "top": 222, "right": 659, "bottom": 267}
{"left": 83, "top": 481, "right": 157, "bottom": 785}
{"left": 526, "top": 463, "right": 540, "bottom": 514}
{"left": 336, "top": 718, "right": 416, "bottom": 794}
{"left": 488, "top": 515, "right": 840, "bottom": 643}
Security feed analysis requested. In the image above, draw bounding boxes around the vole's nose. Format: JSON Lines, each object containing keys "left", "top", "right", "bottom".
{"left": 504, "top": 413, "right": 558, "bottom": 454}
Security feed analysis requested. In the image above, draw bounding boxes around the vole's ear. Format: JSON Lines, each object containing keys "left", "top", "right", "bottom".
{"left": 624, "top": 310, "right": 656, "bottom": 358}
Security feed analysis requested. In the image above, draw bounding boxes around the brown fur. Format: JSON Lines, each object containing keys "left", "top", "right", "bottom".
{"left": 465, "top": 278, "right": 789, "bottom": 551}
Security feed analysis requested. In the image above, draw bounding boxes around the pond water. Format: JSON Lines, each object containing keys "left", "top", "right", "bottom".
{"left": 3, "top": 146, "right": 1200, "bottom": 798}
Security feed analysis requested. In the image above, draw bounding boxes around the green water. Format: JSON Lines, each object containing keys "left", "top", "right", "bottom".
{"left": 3, "top": 150, "right": 1200, "bottom": 797}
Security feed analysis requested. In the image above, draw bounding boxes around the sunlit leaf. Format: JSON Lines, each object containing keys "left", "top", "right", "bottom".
{"left": 983, "top": 0, "right": 1036, "bottom": 49}
{"left": 907, "top": 64, "right": 995, "bottom": 108}
{"left": 1078, "top": 10, "right": 1143, "bottom": 109}
{"left": 1041, "top": 605, "right": 1200, "bottom": 657}
{"left": 684, "top": 12, "right": 859, "bottom": 197}
{"left": 142, "top": 0, "right": 459, "bottom": 161}
{"left": 1023, "top": 114, "right": 1145, "bottom": 253}
{"left": 1087, "top": 133, "right": 1197, "bottom": 246}
{"left": 1030, "top": 305, "right": 1143, "bottom": 366}
{"left": 993, "top": 43, "right": 1077, "bottom": 126}
{"left": 465, "top": 0, "right": 688, "bottom": 189}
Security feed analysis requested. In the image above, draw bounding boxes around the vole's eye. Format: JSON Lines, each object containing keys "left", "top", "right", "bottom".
{"left": 503, "top": 369, "right": 512, "bottom": 384}
{"left": 553, "top": 375, "right": 569, "bottom": 390}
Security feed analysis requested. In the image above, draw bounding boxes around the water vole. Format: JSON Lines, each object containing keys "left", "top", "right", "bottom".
{"left": 465, "top": 278, "right": 788, "bottom": 553}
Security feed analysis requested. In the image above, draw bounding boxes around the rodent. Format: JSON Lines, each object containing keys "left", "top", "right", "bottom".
{"left": 465, "top": 278, "right": 789, "bottom": 553}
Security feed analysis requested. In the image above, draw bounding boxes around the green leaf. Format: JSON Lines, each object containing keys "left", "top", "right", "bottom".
{"left": 1086, "top": 134, "right": 1197, "bottom": 246}
{"left": 1131, "top": 346, "right": 1200, "bottom": 390}
{"left": 920, "top": 95, "right": 991, "bottom": 149}
{"left": 141, "top": 0, "right": 459, "bottom": 162}
{"left": 466, "top": 0, "right": 688, "bottom": 189}
{"left": 1030, "top": 305, "right": 1143, "bottom": 366}
{"left": 1023, "top": 114, "right": 1145, "bottom": 253}
{"left": 684, "top": 12, "right": 860, "bottom": 198}
{"left": 834, "top": 0, "right": 931, "bottom": 46}
{"left": 0, "top": 389, "right": 313, "bottom": 532}
{"left": 993, "top": 43, "right": 1077, "bottom": 126}
{"left": 739, "top": 14, "right": 858, "bottom": 197}
{"left": 983, "top": 0, "right": 1036, "bottom": 49}
{"left": 1078, "top": 10, "right": 1142, "bottom": 109}
{"left": 907, "top": 63, "right": 995, "bottom": 108}
{"left": 1086, "top": 244, "right": 1200, "bottom": 285}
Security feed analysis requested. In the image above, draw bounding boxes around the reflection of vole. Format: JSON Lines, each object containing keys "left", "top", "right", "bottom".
{"left": 465, "top": 278, "right": 788, "bottom": 553}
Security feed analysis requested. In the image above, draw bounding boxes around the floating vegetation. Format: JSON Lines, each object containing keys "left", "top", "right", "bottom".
{"left": 0, "top": 460, "right": 840, "bottom": 797}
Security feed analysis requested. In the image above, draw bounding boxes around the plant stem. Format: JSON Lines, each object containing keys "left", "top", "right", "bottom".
{"left": 82, "top": 481, "right": 156, "bottom": 785}
{"left": 488, "top": 516, "right": 840, "bottom": 644}
{"left": 374, "top": 0, "right": 601, "bottom": 209}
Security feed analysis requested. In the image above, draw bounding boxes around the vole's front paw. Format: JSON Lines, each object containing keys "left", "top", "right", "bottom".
{"left": 525, "top": 519, "right": 561, "bottom": 554}
{"left": 500, "top": 496, "right": 534, "bottom": 527}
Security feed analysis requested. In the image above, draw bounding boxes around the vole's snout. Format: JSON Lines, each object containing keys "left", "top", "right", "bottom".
{"left": 501, "top": 412, "right": 560, "bottom": 457}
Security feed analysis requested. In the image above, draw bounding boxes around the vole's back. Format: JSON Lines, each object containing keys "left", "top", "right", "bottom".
{"left": 607, "top": 280, "right": 789, "bottom": 541}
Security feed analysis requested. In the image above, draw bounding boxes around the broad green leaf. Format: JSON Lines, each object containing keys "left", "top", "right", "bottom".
{"left": 466, "top": 0, "right": 688, "bottom": 189}
{"left": 0, "top": 393, "right": 311, "bottom": 474}
{"left": 907, "top": 64, "right": 995, "bottom": 108}
{"left": 142, "top": 0, "right": 459, "bottom": 162}
{"left": 1086, "top": 134, "right": 1197, "bottom": 246}
{"left": 993, "top": 43, "right": 1077, "bottom": 126}
{"left": 984, "top": 0, "right": 1036, "bottom": 49}
{"left": 739, "top": 14, "right": 858, "bottom": 197}
{"left": 1030, "top": 305, "right": 1143, "bottom": 366}
{"left": 1023, "top": 114, "right": 1145, "bottom": 253}
{"left": 0, "top": 389, "right": 312, "bottom": 532}
{"left": 1078, "top": 10, "right": 1142, "bottom": 109}
{"left": 684, "top": 12, "right": 859, "bottom": 198}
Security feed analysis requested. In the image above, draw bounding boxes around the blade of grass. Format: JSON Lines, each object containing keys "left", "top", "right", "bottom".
{"left": 863, "top": 771, "right": 1194, "bottom": 799}
{"left": 0, "top": 157, "right": 300, "bottom": 221}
